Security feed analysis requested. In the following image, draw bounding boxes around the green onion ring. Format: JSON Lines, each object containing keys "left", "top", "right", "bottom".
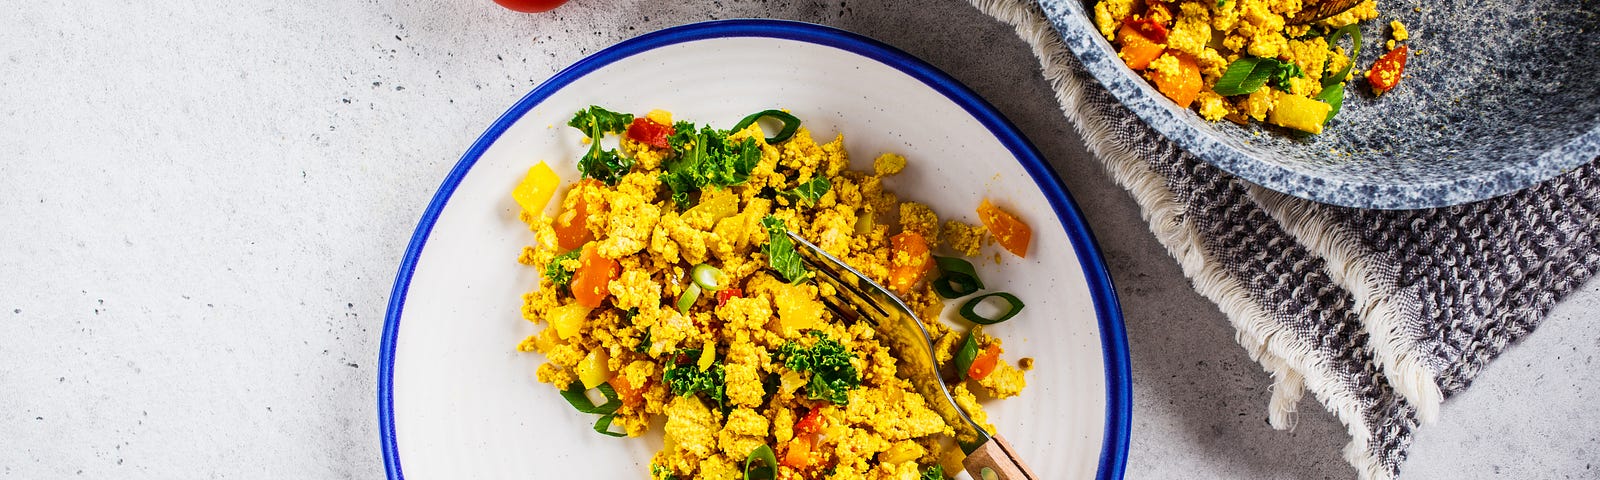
{"left": 1322, "top": 24, "right": 1363, "bottom": 88}
{"left": 560, "top": 382, "right": 622, "bottom": 415}
{"left": 953, "top": 331, "right": 979, "bottom": 380}
{"left": 930, "top": 256, "right": 985, "bottom": 298}
{"left": 691, "top": 263, "right": 725, "bottom": 291}
{"left": 731, "top": 110, "right": 802, "bottom": 144}
{"left": 743, "top": 444, "right": 778, "bottom": 480}
{"left": 959, "top": 292, "right": 1025, "bottom": 325}
{"left": 678, "top": 283, "right": 703, "bottom": 314}
{"left": 592, "top": 413, "right": 627, "bottom": 437}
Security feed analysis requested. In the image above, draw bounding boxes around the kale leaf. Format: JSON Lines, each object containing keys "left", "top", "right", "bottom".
{"left": 777, "top": 333, "right": 860, "bottom": 405}
{"left": 663, "top": 349, "right": 727, "bottom": 410}
{"left": 919, "top": 465, "right": 946, "bottom": 480}
{"left": 568, "top": 106, "right": 635, "bottom": 186}
{"left": 761, "top": 216, "right": 809, "bottom": 283}
{"left": 659, "top": 122, "right": 759, "bottom": 208}
{"left": 781, "top": 175, "right": 831, "bottom": 206}
{"left": 543, "top": 248, "right": 582, "bottom": 288}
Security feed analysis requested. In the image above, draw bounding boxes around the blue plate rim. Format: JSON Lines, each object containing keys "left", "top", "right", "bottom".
{"left": 378, "top": 18, "right": 1131, "bottom": 479}
{"left": 1039, "top": 0, "right": 1600, "bottom": 210}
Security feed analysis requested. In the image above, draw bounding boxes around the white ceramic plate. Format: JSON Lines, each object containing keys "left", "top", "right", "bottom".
{"left": 379, "top": 19, "right": 1129, "bottom": 480}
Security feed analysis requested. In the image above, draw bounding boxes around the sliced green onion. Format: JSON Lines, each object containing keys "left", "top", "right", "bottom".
{"left": 743, "top": 444, "right": 778, "bottom": 480}
{"left": 959, "top": 292, "right": 1025, "bottom": 325}
{"left": 678, "top": 283, "right": 703, "bottom": 314}
{"left": 931, "top": 256, "right": 985, "bottom": 299}
{"left": 560, "top": 382, "right": 622, "bottom": 415}
{"left": 1212, "top": 57, "right": 1275, "bottom": 96}
{"left": 953, "top": 331, "right": 979, "bottom": 380}
{"left": 1322, "top": 24, "right": 1363, "bottom": 88}
{"left": 692, "top": 263, "right": 725, "bottom": 291}
{"left": 592, "top": 413, "right": 627, "bottom": 437}
{"left": 731, "top": 110, "right": 802, "bottom": 144}
{"left": 1315, "top": 82, "right": 1346, "bottom": 125}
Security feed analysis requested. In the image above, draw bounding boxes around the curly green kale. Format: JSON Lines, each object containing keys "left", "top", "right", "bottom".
{"left": 777, "top": 333, "right": 860, "bottom": 405}
{"left": 543, "top": 248, "right": 582, "bottom": 288}
{"left": 659, "top": 122, "right": 759, "bottom": 208}
{"left": 568, "top": 106, "right": 635, "bottom": 186}
{"left": 663, "top": 349, "right": 727, "bottom": 410}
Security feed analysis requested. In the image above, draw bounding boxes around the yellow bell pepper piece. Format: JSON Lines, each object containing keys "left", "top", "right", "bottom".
{"left": 576, "top": 348, "right": 611, "bottom": 390}
{"left": 1267, "top": 91, "right": 1333, "bottom": 134}
{"left": 511, "top": 161, "right": 561, "bottom": 216}
{"left": 548, "top": 303, "right": 591, "bottom": 340}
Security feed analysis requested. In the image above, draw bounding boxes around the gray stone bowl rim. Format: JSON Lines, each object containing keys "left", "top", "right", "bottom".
{"left": 1041, "top": 0, "right": 1600, "bottom": 210}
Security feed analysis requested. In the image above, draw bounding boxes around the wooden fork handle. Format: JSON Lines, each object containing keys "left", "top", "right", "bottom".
{"left": 962, "top": 434, "right": 1038, "bottom": 480}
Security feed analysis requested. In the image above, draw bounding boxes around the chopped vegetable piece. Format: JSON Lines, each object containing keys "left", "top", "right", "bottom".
{"left": 661, "top": 123, "right": 760, "bottom": 208}
{"left": 1151, "top": 52, "right": 1202, "bottom": 108}
{"left": 571, "top": 243, "right": 620, "bottom": 308}
{"left": 626, "top": 117, "right": 674, "bottom": 149}
{"left": 1122, "top": 15, "right": 1169, "bottom": 43}
{"left": 1115, "top": 23, "right": 1166, "bottom": 70}
{"left": 547, "top": 302, "right": 591, "bottom": 340}
{"left": 778, "top": 333, "right": 861, "bottom": 405}
{"left": 608, "top": 375, "right": 645, "bottom": 408}
{"left": 691, "top": 263, "right": 726, "bottom": 291}
{"left": 781, "top": 176, "right": 831, "bottom": 206}
{"left": 959, "top": 292, "right": 1026, "bottom": 325}
{"left": 953, "top": 331, "right": 979, "bottom": 380}
{"left": 1322, "top": 25, "right": 1363, "bottom": 88}
{"left": 554, "top": 180, "right": 598, "bottom": 250}
{"left": 967, "top": 344, "right": 1002, "bottom": 381}
{"left": 715, "top": 288, "right": 743, "bottom": 307}
{"left": 780, "top": 435, "right": 815, "bottom": 469}
{"left": 761, "top": 216, "right": 810, "bottom": 283}
{"left": 1367, "top": 44, "right": 1408, "bottom": 95}
{"left": 793, "top": 407, "right": 824, "bottom": 434}
{"left": 1314, "top": 82, "right": 1346, "bottom": 125}
{"left": 888, "top": 231, "right": 933, "bottom": 296}
{"left": 1268, "top": 90, "right": 1334, "bottom": 134}
{"left": 745, "top": 444, "right": 778, "bottom": 480}
{"left": 977, "top": 199, "right": 1032, "bottom": 258}
{"left": 576, "top": 348, "right": 612, "bottom": 389}
{"left": 559, "top": 381, "right": 621, "bottom": 415}
{"left": 663, "top": 349, "right": 727, "bottom": 409}
{"left": 677, "top": 283, "right": 702, "bottom": 314}
{"left": 920, "top": 465, "right": 947, "bottom": 480}
{"left": 543, "top": 248, "right": 581, "bottom": 288}
{"left": 511, "top": 162, "right": 561, "bottom": 216}
{"left": 569, "top": 106, "right": 635, "bottom": 186}
{"left": 592, "top": 412, "right": 627, "bottom": 437}
{"left": 931, "top": 255, "right": 985, "bottom": 299}
{"left": 730, "top": 109, "right": 803, "bottom": 144}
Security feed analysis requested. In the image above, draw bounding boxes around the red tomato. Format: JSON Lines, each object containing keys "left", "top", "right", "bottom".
{"left": 794, "top": 407, "right": 824, "bottom": 435}
{"left": 492, "top": 0, "right": 570, "bottom": 13}
{"left": 968, "top": 344, "right": 1002, "bottom": 381}
{"left": 1367, "top": 45, "right": 1409, "bottom": 95}
{"left": 571, "top": 244, "right": 619, "bottom": 308}
{"left": 626, "top": 117, "right": 674, "bottom": 149}
{"left": 714, "top": 288, "right": 743, "bottom": 308}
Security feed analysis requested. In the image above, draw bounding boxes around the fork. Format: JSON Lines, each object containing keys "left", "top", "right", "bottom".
{"left": 787, "top": 231, "right": 1038, "bottom": 480}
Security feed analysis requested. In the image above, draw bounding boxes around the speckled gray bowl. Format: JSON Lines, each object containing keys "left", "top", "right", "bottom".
{"left": 1041, "top": 0, "right": 1600, "bottom": 209}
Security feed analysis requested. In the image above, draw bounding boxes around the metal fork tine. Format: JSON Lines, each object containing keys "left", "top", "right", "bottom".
{"left": 805, "top": 257, "right": 891, "bottom": 326}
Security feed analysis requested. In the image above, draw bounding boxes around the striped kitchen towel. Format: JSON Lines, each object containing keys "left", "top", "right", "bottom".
{"left": 969, "top": 0, "right": 1600, "bottom": 477}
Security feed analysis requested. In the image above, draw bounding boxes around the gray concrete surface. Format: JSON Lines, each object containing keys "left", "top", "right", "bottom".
{"left": 1, "top": 1, "right": 1594, "bottom": 478}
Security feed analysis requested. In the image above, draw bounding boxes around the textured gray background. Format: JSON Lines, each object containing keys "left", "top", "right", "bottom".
{"left": 0, "top": 1, "right": 1594, "bottom": 478}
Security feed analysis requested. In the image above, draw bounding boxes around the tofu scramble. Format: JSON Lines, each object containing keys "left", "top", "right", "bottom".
{"left": 1095, "top": 0, "right": 1413, "bottom": 134}
{"left": 511, "top": 107, "right": 1030, "bottom": 479}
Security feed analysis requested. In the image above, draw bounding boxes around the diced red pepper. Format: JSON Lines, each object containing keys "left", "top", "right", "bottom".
{"left": 626, "top": 117, "right": 674, "bottom": 149}
{"left": 967, "top": 344, "right": 1002, "bottom": 381}
{"left": 794, "top": 407, "right": 824, "bottom": 435}
{"left": 554, "top": 179, "right": 599, "bottom": 250}
{"left": 715, "top": 288, "right": 743, "bottom": 308}
{"left": 1122, "top": 15, "right": 1169, "bottom": 43}
{"left": 570, "top": 243, "right": 620, "bottom": 308}
{"left": 1367, "top": 45, "right": 1408, "bottom": 95}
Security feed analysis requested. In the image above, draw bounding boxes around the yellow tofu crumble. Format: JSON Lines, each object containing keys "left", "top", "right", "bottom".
{"left": 513, "top": 108, "right": 1027, "bottom": 479}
